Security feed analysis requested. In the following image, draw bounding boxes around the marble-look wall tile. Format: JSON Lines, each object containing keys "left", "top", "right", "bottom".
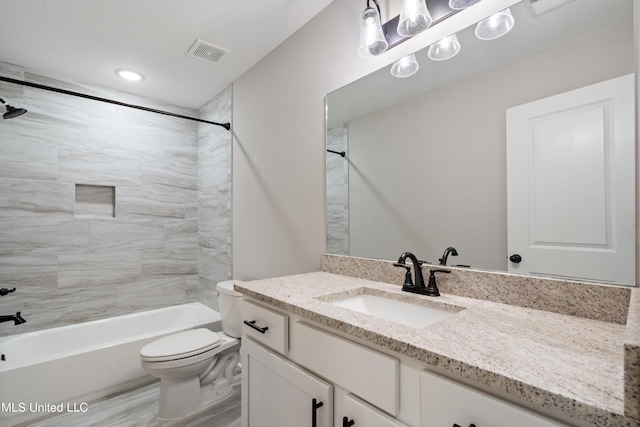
{"left": 186, "top": 274, "right": 200, "bottom": 302}
{"left": 165, "top": 218, "right": 198, "bottom": 248}
{"left": 116, "top": 276, "right": 187, "bottom": 312}
{"left": 58, "top": 147, "right": 142, "bottom": 186}
{"left": 0, "top": 107, "right": 88, "bottom": 150}
{"left": 116, "top": 183, "right": 186, "bottom": 219}
{"left": 0, "top": 139, "right": 58, "bottom": 181}
{"left": 88, "top": 218, "right": 165, "bottom": 252}
{"left": 199, "top": 246, "right": 231, "bottom": 286}
{"left": 0, "top": 217, "right": 89, "bottom": 256}
{"left": 142, "top": 153, "right": 197, "bottom": 190}
{"left": 0, "top": 62, "right": 200, "bottom": 335}
{"left": 0, "top": 62, "right": 24, "bottom": 101}
{"left": 0, "top": 179, "right": 74, "bottom": 217}
{"left": 116, "top": 105, "right": 199, "bottom": 136}
{"left": 12, "top": 286, "right": 119, "bottom": 334}
{"left": 198, "top": 207, "right": 231, "bottom": 248}
{"left": 197, "top": 84, "right": 232, "bottom": 307}
{"left": 88, "top": 116, "right": 165, "bottom": 155}
{"left": 58, "top": 250, "right": 142, "bottom": 288}
{"left": 326, "top": 125, "right": 349, "bottom": 255}
{"left": 0, "top": 255, "right": 57, "bottom": 287}
{"left": 199, "top": 277, "right": 220, "bottom": 311}
{"left": 142, "top": 248, "right": 198, "bottom": 275}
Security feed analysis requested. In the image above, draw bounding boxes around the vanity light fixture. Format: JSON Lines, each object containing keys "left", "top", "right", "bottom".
{"left": 475, "top": 8, "right": 515, "bottom": 40}
{"left": 427, "top": 34, "right": 461, "bottom": 60}
{"left": 397, "top": 0, "right": 433, "bottom": 37}
{"left": 359, "top": 0, "right": 389, "bottom": 57}
{"left": 448, "top": 0, "right": 481, "bottom": 10}
{"left": 390, "top": 53, "right": 420, "bottom": 78}
{"left": 116, "top": 69, "right": 144, "bottom": 82}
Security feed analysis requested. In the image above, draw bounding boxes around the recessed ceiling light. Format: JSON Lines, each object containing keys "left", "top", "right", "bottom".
{"left": 116, "top": 69, "right": 144, "bottom": 82}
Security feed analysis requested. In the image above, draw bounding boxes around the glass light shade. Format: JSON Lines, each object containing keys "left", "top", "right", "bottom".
{"left": 358, "top": 7, "right": 388, "bottom": 57}
{"left": 390, "top": 53, "right": 419, "bottom": 78}
{"left": 397, "top": 0, "right": 432, "bottom": 37}
{"left": 475, "top": 8, "right": 515, "bottom": 40}
{"left": 427, "top": 34, "right": 461, "bottom": 61}
{"left": 448, "top": 0, "right": 481, "bottom": 10}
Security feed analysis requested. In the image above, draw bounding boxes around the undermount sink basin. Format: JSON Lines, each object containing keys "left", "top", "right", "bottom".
{"left": 328, "top": 293, "right": 458, "bottom": 328}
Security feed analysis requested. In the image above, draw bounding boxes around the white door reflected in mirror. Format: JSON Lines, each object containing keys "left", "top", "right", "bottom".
{"left": 506, "top": 74, "right": 635, "bottom": 285}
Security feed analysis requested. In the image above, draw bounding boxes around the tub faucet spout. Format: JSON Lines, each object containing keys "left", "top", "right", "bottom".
{"left": 0, "top": 312, "right": 26, "bottom": 325}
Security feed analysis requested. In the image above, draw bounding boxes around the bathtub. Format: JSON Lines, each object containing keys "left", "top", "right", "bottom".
{"left": 0, "top": 302, "right": 221, "bottom": 426}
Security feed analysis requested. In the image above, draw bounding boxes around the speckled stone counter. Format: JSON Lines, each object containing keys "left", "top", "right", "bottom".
{"left": 235, "top": 271, "right": 640, "bottom": 427}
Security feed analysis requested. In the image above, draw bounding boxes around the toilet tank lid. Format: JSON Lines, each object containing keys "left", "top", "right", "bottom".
{"left": 217, "top": 280, "right": 243, "bottom": 296}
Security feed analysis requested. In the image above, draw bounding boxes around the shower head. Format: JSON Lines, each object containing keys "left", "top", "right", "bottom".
{"left": 0, "top": 97, "right": 27, "bottom": 119}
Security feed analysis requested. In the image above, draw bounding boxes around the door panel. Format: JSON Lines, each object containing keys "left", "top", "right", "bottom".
{"left": 242, "top": 338, "right": 333, "bottom": 427}
{"left": 506, "top": 74, "right": 635, "bottom": 284}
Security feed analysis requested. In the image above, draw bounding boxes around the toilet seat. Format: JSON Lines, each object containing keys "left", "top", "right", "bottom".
{"left": 141, "top": 328, "right": 222, "bottom": 362}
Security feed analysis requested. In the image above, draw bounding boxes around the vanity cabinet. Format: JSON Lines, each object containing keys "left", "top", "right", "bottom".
{"left": 241, "top": 299, "right": 409, "bottom": 427}
{"left": 240, "top": 297, "right": 567, "bottom": 427}
{"left": 420, "top": 371, "right": 567, "bottom": 427}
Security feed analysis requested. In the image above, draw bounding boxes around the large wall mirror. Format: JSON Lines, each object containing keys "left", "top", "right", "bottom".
{"left": 326, "top": 0, "right": 636, "bottom": 285}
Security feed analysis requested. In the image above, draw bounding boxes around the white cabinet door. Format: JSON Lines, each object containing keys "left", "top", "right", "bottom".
{"left": 337, "top": 390, "right": 409, "bottom": 427}
{"left": 421, "top": 371, "right": 567, "bottom": 427}
{"left": 506, "top": 74, "right": 635, "bottom": 284}
{"left": 242, "top": 337, "right": 333, "bottom": 427}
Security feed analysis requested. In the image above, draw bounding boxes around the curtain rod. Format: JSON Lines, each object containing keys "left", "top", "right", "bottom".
{"left": 0, "top": 75, "right": 231, "bottom": 130}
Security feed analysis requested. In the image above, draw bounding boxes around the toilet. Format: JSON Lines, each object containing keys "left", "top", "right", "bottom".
{"left": 140, "top": 280, "right": 243, "bottom": 421}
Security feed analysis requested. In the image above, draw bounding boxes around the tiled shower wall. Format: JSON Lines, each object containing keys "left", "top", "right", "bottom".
{"left": 198, "top": 85, "right": 232, "bottom": 310}
{"left": 326, "top": 124, "right": 349, "bottom": 255}
{"left": 0, "top": 61, "right": 231, "bottom": 336}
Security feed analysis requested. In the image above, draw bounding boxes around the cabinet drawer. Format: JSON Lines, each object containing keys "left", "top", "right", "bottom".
{"left": 420, "top": 370, "right": 567, "bottom": 427}
{"left": 292, "top": 322, "right": 399, "bottom": 416}
{"left": 241, "top": 300, "right": 288, "bottom": 354}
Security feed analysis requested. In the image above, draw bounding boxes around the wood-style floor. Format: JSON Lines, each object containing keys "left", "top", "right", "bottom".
{"left": 19, "top": 372, "right": 241, "bottom": 427}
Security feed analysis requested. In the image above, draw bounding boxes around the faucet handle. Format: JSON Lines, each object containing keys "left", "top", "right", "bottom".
{"left": 0, "top": 287, "right": 16, "bottom": 296}
{"left": 425, "top": 269, "right": 451, "bottom": 297}
{"left": 393, "top": 263, "right": 414, "bottom": 288}
{"left": 16, "top": 312, "right": 26, "bottom": 324}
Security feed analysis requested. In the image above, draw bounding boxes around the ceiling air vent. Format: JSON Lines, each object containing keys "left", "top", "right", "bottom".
{"left": 187, "top": 39, "right": 230, "bottom": 64}
{"left": 525, "top": 0, "right": 576, "bottom": 17}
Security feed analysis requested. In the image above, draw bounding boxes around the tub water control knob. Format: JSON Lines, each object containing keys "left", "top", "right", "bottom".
{"left": 0, "top": 287, "right": 16, "bottom": 296}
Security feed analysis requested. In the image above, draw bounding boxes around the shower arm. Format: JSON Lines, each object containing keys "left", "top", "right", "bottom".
{"left": 0, "top": 76, "right": 231, "bottom": 130}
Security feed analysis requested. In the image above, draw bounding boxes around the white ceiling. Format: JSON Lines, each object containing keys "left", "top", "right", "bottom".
{"left": 0, "top": 0, "right": 334, "bottom": 109}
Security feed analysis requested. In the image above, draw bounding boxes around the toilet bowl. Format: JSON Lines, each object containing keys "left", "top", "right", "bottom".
{"left": 140, "top": 280, "right": 243, "bottom": 421}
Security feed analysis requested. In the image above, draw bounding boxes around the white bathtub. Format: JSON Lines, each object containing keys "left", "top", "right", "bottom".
{"left": 0, "top": 302, "right": 221, "bottom": 426}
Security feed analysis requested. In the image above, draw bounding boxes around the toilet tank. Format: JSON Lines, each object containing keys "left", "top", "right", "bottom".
{"left": 216, "top": 280, "right": 243, "bottom": 338}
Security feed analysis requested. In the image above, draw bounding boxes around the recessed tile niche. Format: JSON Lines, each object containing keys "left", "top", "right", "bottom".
{"left": 75, "top": 184, "right": 116, "bottom": 217}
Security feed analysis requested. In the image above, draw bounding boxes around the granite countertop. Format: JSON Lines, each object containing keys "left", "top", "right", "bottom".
{"left": 235, "top": 271, "right": 638, "bottom": 427}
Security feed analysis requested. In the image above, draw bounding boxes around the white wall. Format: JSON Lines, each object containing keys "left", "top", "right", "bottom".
{"left": 231, "top": 0, "right": 519, "bottom": 280}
